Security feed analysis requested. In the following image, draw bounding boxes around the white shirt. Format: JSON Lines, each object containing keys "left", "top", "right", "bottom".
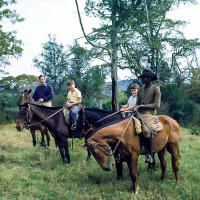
{"left": 128, "top": 96, "right": 137, "bottom": 106}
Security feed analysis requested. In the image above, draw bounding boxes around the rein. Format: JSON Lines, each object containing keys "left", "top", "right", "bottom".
{"left": 81, "top": 109, "right": 121, "bottom": 135}
{"left": 94, "top": 110, "right": 121, "bottom": 124}
{"left": 26, "top": 104, "right": 67, "bottom": 127}
{"left": 87, "top": 113, "right": 135, "bottom": 158}
{"left": 112, "top": 114, "right": 135, "bottom": 155}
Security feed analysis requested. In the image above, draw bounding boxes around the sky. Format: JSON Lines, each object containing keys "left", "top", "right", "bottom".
{"left": 2, "top": 0, "right": 200, "bottom": 80}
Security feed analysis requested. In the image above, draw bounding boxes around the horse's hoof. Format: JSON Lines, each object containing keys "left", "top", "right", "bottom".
{"left": 117, "top": 175, "right": 123, "bottom": 181}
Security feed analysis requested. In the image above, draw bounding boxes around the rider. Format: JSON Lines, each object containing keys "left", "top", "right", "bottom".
{"left": 32, "top": 75, "right": 54, "bottom": 106}
{"left": 134, "top": 69, "right": 161, "bottom": 164}
{"left": 120, "top": 83, "right": 139, "bottom": 112}
{"left": 66, "top": 80, "right": 82, "bottom": 130}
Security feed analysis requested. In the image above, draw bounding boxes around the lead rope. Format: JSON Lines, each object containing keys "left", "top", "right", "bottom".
{"left": 95, "top": 111, "right": 121, "bottom": 124}
{"left": 27, "top": 105, "right": 68, "bottom": 127}
{"left": 112, "top": 114, "right": 135, "bottom": 156}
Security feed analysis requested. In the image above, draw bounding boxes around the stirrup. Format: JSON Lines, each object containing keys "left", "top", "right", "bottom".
{"left": 145, "top": 154, "right": 153, "bottom": 164}
{"left": 71, "top": 123, "right": 76, "bottom": 130}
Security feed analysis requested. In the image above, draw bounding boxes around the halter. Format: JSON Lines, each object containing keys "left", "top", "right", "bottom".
{"left": 87, "top": 139, "right": 113, "bottom": 158}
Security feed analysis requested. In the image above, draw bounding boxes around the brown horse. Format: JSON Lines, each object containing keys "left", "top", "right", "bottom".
{"left": 16, "top": 90, "right": 50, "bottom": 147}
{"left": 84, "top": 114, "right": 180, "bottom": 193}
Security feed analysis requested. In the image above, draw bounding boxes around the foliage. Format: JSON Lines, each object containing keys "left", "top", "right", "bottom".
{"left": 160, "top": 84, "right": 197, "bottom": 125}
{"left": 102, "top": 100, "right": 112, "bottom": 110}
{"left": 82, "top": 0, "right": 200, "bottom": 87}
{"left": 184, "top": 68, "right": 200, "bottom": 103}
{"left": 0, "top": 0, "right": 24, "bottom": 74}
{"left": 62, "top": 40, "right": 107, "bottom": 107}
{"left": 190, "top": 126, "right": 200, "bottom": 136}
{"left": 33, "top": 34, "right": 69, "bottom": 92}
{"left": 0, "top": 124, "right": 200, "bottom": 199}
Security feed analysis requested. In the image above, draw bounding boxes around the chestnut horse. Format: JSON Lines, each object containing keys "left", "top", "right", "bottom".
{"left": 85, "top": 114, "right": 180, "bottom": 193}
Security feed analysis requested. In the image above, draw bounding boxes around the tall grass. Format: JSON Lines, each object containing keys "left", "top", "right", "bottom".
{"left": 0, "top": 124, "right": 199, "bottom": 200}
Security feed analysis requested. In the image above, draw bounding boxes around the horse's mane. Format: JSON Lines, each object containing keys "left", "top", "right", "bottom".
{"left": 31, "top": 104, "right": 64, "bottom": 110}
{"left": 85, "top": 107, "right": 114, "bottom": 114}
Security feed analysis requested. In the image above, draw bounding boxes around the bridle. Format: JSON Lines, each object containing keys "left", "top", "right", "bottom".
{"left": 87, "top": 139, "right": 113, "bottom": 158}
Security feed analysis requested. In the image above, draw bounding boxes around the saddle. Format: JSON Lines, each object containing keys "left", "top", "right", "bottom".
{"left": 122, "top": 111, "right": 163, "bottom": 136}
{"left": 63, "top": 107, "right": 71, "bottom": 125}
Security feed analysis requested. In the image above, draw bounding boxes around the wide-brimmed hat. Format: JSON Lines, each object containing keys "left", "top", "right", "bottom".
{"left": 138, "top": 69, "right": 158, "bottom": 81}
{"left": 130, "top": 83, "right": 139, "bottom": 89}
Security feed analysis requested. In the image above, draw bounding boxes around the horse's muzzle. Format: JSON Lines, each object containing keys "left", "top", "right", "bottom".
{"left": 16, "top": 126, "right": 22, "bottom": 132}
{"left": 103, "top": 167, "right": 111, "bottom": 171}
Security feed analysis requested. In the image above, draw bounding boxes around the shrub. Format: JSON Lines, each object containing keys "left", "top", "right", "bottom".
{"left": 190, "top": 126, "right": 200, "bottom": 136}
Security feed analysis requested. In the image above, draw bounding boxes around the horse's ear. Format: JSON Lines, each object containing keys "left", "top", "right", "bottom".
{"left": 28, "top": 89, "right": 32, "bottom": 94}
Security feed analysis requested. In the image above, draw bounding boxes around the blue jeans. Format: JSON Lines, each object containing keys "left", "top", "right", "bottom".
{"left": 66, "top": 105, "right": 80, "bottom": 124}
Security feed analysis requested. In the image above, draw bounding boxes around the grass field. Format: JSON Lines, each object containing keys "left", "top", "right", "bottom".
{"left": 0, "top": 123, "right": 200, "bottom": 200}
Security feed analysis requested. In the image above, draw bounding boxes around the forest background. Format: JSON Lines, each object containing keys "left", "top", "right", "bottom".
{"left": 0, "top": 0, "right": 200, "bottom": 135}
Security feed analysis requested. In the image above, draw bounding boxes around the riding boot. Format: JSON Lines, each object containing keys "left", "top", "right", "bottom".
{"left": 144, "top": 137, "right": 153, "bottom": 164}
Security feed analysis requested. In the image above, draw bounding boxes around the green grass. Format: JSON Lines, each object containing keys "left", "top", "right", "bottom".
{"left": 0, "top": 124, "right": 199, "bottom": 200}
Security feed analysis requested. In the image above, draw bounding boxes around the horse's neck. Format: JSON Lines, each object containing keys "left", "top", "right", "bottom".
{"left": 92, "top": 119, "right": 134, "bottom": 144}
{"left": 29, "top": 96, "right": 36, "bottom": 104}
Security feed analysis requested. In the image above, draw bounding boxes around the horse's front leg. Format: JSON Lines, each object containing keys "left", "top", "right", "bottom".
{"left": 114, "top": 153, "right": 123, "bottom": 180}
{"left": 126, "top": 153, "right": 139, "bottom": 194}
{"left": 45, "top": 129, "right": 51, "bottom": 147}
{"left": 64, "top": 139, "right": 70, "bottom": 163}
{"left": 86, "top": 147, "right": 91, "bottom": 161}
{"left": 40, "top": 130, "right": 46, "bottom": 147}
{"left": 56, "top": 138, "right": 70, "bottom": 164}
{"left": 30, "top": 129, "right": 36, "bottom": 147}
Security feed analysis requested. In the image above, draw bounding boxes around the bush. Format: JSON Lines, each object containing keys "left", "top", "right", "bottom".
{"left": 161, "top": 84, "right": 196, "bottom": 126}
{"left": 190, "top": 126, "right": 200, "bottom": 136}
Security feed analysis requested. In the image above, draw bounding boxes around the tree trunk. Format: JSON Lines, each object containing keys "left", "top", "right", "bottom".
{"left": 111, "top": 0, "right": 119, "bottom": 111}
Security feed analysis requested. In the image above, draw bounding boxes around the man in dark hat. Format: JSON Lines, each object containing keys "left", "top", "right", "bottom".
{"left": 135, "top": 69, "right": 161, "bottom": 163}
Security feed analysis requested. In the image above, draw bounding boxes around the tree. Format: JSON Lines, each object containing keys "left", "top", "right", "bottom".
{"left": 75, "top": 0, "right": 142, "bottom": 111}
{"left": 117, "top": 0, "right": 200, "bottom": 85}
{"left": 0, "top": 0, "right": 24, "bottom": 75}
{"left": 66, "top": 41, "right": 106, "bottom": 107}
{"left": 33, "top": 34, "right": 69, "bottom": 92}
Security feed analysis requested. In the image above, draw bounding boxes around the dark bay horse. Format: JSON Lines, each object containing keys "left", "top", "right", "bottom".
{"left": 84, "top": 114, "right": 180, "bottom": 193}
{"left": 16, "top": 106, "right": 50, "bottom": 147}
{"left": 16, "top": 90, "right": 50, "bottom": 147}
{"left": 18, "top": 103, "right": 72, "bottom": 164}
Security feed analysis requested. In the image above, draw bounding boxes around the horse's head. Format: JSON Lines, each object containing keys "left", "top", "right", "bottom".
{"left": 16, "top": 106, "right": 30, "bottom": 131}
{"left": 84, "top": 139, "right": 112, "bottom": 171}
{"left": 76, "top": 107, "right": 94, "bottom": 136}
{"left": 18, "top": 89, "right": 34, "bottom": 106}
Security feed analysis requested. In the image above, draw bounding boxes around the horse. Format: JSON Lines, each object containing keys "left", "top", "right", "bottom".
{"left": 16, "top": 106, "right": 50, "bottom": 147}
{"left": 18, "top": 103, "right": 74, "bottom": 164}
{"left": 16, "top": 89, "right": 51, "bottom": 147}
{"left": 84, "top": 114, "right": 180, "bottom": 193}
{"left": 76, "top": 107, "right": 123, "bottom": 160}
